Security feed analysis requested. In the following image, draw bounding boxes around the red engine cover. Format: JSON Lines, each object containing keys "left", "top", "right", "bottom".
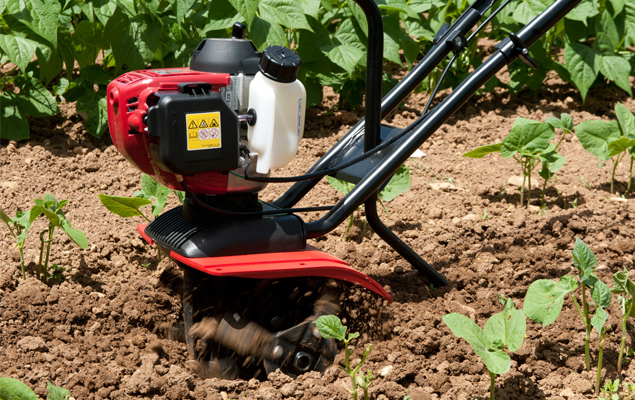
{"left": 107, "top": 68, "right": 234, "bottom": 194}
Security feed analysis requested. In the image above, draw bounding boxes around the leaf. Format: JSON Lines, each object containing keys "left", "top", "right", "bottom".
{"left": 0, "top": 377, "right": 38, "bottom": 400}
{"left": 249, "top": 17, "right": 286, "bottom": 50}
{"left": 326, "top": 176, "right": 356, "bottom": 196}
{"left": 592, "top": 280, "right": 612, "bottom": 309}
{"left": 60, "top": 219, "right": 88, "bottom": 249}
{"left": 85, "top": 97, "right": 108, "bottom": 138}
{"left": 227, "top": 0, "right": 258, "bottom": 27}
{"left": 379, "top": 164, "right": 410, "bottom": 202}
{"left": 575, "top": 120, "right": 622, "bottom": 161}
{"left": 546, "top": 113, "right": 573, "bottom": 132}
{"left": 484, "top": 302, "right": 527, "bottom": 352}
{"left": 572, "top": 237, "right": 597, "bottom": 271}
{"left": 382, "top": 14, "right": 403, "bottom": 65}
{"left": 513, "top": 0, "right": 549, "bottom": 24}
{"left": 608, "top": 137, "right": 635, "bottom": 158}
{"left": 104, "top": 7, "right": 146, "bottom": 72}
{"left": 4, "top": 0, "right": 60, "bottom": 48}
{"left": 616, "top": 103, "right": 635, "bottom": 139}
{"left": 0, "top": 34, "right": 39, "bottom": 72}
{"left": 98, "top": 194, "right": 152, "bottom": 218}
{"left": 13, "top": 75, "right": 59, "bottom": 117}
{"left": 501, "top": 118, "right": 555, "bottom": 158}
{"left": 564, "top": 43, "right": 600, "bottom": 103}
{"left": 201, "top": 0, "right": 241, "bottom": 32}
{"left": 442, "top": 313, "right": 511, "bottom": 375}
{"left": 612, "top": 268, "right": 635, "bottom": 297}
{"left": 46, "top": 382, "right": 70, "bottom": 400}
{"left": 322, "top": 43, "right": 365, "bottom": 74}
{"left": 524, "top": 275, "right": 578, "bottom": 326}
{"left": 0, "top": 208, "right": 12, "bottom": 225}
{"left": 626, "top": 0, "right": 635, "bottom": 43}
{"left": 258, "top": 0, "right": 312, "bottom": 31}
{"left": 133, "top": 174, "right": 171, "bottom": 217}
{"left": 0, "top": 94, "right": 30, "bottom": 141}
{"left": 376, "top": 0, "right": 418, "bottom": 19}
{"left": 591, "top": 307, "right": 609, "bottom": 334}
{"left": 314, "top": 315, "right": 346, "bottom": 341}
{"left": 171, "top": 0, "right": 195, "bottom": 22}
{"left": 463, "top": 143, "right": 503, "bottom": 158}
{"left": 599, "top": 55, "right": 633, "bottom": 97}
{"left": 565, "top": 0, "right": 600, "bottom": 26}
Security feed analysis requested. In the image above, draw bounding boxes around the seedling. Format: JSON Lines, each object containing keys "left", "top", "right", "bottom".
{"left": 598, "top": 379, "right": 635, "bottom": 400}
{"left": 442, "top": 296, "right": 526, "bottom": 400}
{"left": 1, "top": 194, "right": 87, "bottom": 282}
{"left": 0, "top": 377, "right": 70, "bottom": 400}
{"left": 327, "top": 164, "right": 411, "bottom": 241}
{"left": 575, "top": 105, "right": 635, "bottom": 194}
{"left": 611, "top": 268, "right": 635, "bottom": 375}
{"left": 100, "top": 174, "right": 182, "bottom": 222}
{"left": 615, "top": 103, "right": 635, "bottom": 193}
{"left": 524, "top": 238, "right": 612, "bottom": 393}
{"left": 464, "top": 117, "right": 562, "bottom": 207}
{"left": 314, "top": 315, "right": 372, "bottom": 400}
{"left": 480, "top": 210, "right": 491, "bottom": 220}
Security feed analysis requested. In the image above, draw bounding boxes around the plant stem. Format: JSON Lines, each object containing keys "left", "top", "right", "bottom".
{"left": 527, "top": 159, "right": 533, "bottom": 206}
{"left": 596, "top": 330, "right": 606, "bottom": 395}
{"left": 344, "top": 339, "right": 357, "bottom": 400}
{"left": 611, "top": 157, "right": 620, "bottom": 194}
{"left": 520, "top": 163, "right": 526, "bottom": 206}
{"left": 489, "top": 371, "right": 496, "bottom": 400}
{"left": 42, "top": 225, "right": 55, "bottom": 283}
{"left": 582, "top": 283, "right": 591, "bottom": 371}
{"left": 628, "top": 155, "right": 633, "bottom": 194}
{"left": 38, "top": 230, "right": 48, "bottom": 280}
{"left": 18, "top": 246, "right": 26, "bottom": 279}
{"left": 618, "top": 300, "right": 635, "bottom": 375}
{"left": 344, "top": 214, "right": 354, "bottom": 241}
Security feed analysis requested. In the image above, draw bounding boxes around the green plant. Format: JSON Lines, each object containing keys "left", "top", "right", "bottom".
{"left": 598, "top": 379, "right": 635, "bottom": 400}
{"left": 327, "top": 164, "right": 410, "bottom": 241}
{"left": 0, "top": 377, "right": 70, "bottom": 400}
{"left": 611, "top": 267, "right": 635, "bottom": 375}
{"left": 575, "top": 104, "right": 635, "bottom": 194}
{"left": 0, "top": 194, "right": 87, "bottom": 282}
{"left": 314, "top": 315, "right": 372, "bottom": 400}
{"left": 442, "top": 296, "right": 526, "bottom": 400}
{"left": 464, "top": 117, "right": 562, "bottom": 206}
{"left": 480, "top": 210, "right": 492, "bottom": 220}
{"left": 524, "top": 237, "right": 612, "bottom": 393}
{"left": 99, "top": 174, "right": 183, "bottom": 222}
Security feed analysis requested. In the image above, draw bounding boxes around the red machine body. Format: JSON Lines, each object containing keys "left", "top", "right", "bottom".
{"left": 107, "top": 68, "right": 233, "bottom": 194}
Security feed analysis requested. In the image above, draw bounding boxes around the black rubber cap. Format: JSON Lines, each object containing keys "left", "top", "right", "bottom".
{"left": 259, "top": 46, "right": 302, "bottom": 83}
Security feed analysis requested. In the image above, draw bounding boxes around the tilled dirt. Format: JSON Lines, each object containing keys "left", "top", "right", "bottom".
{"left": 1, "top": 74, "right": 635, "bottom": 400}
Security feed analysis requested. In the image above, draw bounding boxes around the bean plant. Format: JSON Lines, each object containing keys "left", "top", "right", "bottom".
{"left": 0, "top": 194, "right": 87, "bottom": 282}
{"left": 611, "top": 268, "right": 635, "bottom": 375}
{"left": 524, "top": 237, "right": 612, "bottom": 394}
{"left": 314, "top": 315, "right": 372, "bottom": 400}
{"left": 327, "top": 164, "right": 410, "bottom": 241}
{"left": 575, "top": 103, "right": 635, "bottom": 194}
{"left": 442, "top": 296, "right": 526, "bottom": 400}
{"left": 598, "top": 379, "right": 635, "bottom": 400}
{"left": 463, "top": 117, "right": 563, "bottom": 207}
{"left": 0, "top": 377, "right": 70, "bottom": 400}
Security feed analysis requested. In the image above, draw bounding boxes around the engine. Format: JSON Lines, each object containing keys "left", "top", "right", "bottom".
{"left": 106, "top": 23, "right": 306, "bottom": 196}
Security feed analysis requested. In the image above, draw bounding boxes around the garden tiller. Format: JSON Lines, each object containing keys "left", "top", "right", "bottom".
{"left": 106, "top": 0, "right": 582, "bottom": 379}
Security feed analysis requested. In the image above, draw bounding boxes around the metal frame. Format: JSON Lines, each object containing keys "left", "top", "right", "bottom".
{"left": 274, "top": 0, "right": 583, "bottom": 287}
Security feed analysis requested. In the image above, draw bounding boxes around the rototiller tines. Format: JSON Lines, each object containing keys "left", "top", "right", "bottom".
{"left": 106, "top": 0, "right": 582, "bottom": 379}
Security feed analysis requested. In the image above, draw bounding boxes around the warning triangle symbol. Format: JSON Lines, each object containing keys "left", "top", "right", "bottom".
{"left": 211, "top": 119, "right": 219, "bottom": 128}
{"left": 188, "top": 120, "right": 198, "bottom": 129}
{"left": 200, "top": 120, "right": 208, "bottom": 128}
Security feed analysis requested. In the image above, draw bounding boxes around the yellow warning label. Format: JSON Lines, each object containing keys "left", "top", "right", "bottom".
{"left": 186, "top": 111, "right": 221, "bottom": 151}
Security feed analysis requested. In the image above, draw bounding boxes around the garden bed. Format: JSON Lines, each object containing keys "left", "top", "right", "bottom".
{"left": 1, "top": 76, "right": 635, "bottom": 400}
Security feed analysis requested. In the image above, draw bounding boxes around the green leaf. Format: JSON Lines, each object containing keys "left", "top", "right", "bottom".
{"left": 616, "top": 103, "right": 635, "bottom": 139}
{"left": 326, "top": 176, "right": 356, "bottom": 195}
{"left": 463, "top": 143, "right": 503, "bottom": 158}
{"left": 314, "top": 315, "right": 346, "bottom": 341}
{"left": 501, "top": 118, "right": 554, "bottom": 158}
{"left": 484, "top": 301, "right": 526, "bottom": 352}
{"left": 599, "top": 55, "right": 633, "bottom": 97}
{"left": 0, "top": 95, "right": 30, "bottom": 141}
{"left": 379, "top": 164, "right": 411, "bottom": 202}
{"left": 537, "top": 150, "right": 566, "bottom": 175}
{"left": 612, "top": 268, "right": 635, "bottom": 297}
{"left": 546, "top": 113, "right": 573, "bottom": 132}
{"left": 564, "top": 43, "right": 600, "bottom": 102}
{"left": 565, "top": 0, "right": 600, "bottom": 26}
{"left": 171, "top": 0, "right": 195, "bottom": 22}
{"left": 228, "top": 0, "right": 258, "bottom": 27}
{"left": 376, "top": 0, "right": 418, "bottom": 19}
{"left": 98, "top": 194, "right": 152, "bottom": 218}
{"left": 575, "top": 120, "right": 622, "bottom": 161}
{"left": 591, "top": 280, "right": 612, "bottom": 308}
{"left": 608, "top": 137, "right": 635, "bottom": 158}
{"left": 73, "top": 20, "right": 102, "bottom": 69}
{"left": 382, "top": 14, "right": 403, "bottom": 65}
{"left": 591, "top": 307, "right": 609, "bottom": 334}
{"left": 249, "top": 17, "right": 286, "bottom": 50}
{"left": 513, "top": 0, "right": 549, "bottom": 24}
{"left": 626, "top": 0, "right": 635, "bottom": 43}
{"left": 442, "top": 313, "right": 511, "bottom": 375}
{"left": 322, "top": 43, "right": 365, "bottom": 74}
{"left": 0, "top": 377, "right": 38, "bottom": 400}
{"left": 258, "top": 0, "right": 312, "bottom": 31}
{"left": 596, "top": 10, "right": 619, "bottom": 52}
{"left": 0, "top": 208, "right": 12, "bottom": 226}
{"left": 201, "top": 0, "right": 241, "bottom": 32}
{"left": 46, "top": 382, "right": 70, "bottom": 400}
{"left": 104, "top": 7, "right": 146, "bottom": 72}
{"left": 0, "top": 34, "right": 39, "bottom": 72}
{"left": 85, "top": 97, "right": 108, "bottom": 138}
{"left": 4, "top": 0, "right": 60, "bottom": 48}
{"left": 572, "top": 237, "right": 598, "bottom": 275}
{"left": 133, "top": 174, "right": 171, "bottom": 217}
{"left": 298, "top": 17, "right": 333, "bottom": 63}
{"left": 60, "top": 219, "right": 88, "bottom": 249}
{"left": 524, "top": 275, "right": 578, "bottom": 326}
{"left": 13, "top": 75, "right": 59, "bottom": 117}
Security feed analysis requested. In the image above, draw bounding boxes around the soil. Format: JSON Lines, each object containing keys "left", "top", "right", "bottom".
{"left": 2, "top": 66, "right": 635, "bottom": 400}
